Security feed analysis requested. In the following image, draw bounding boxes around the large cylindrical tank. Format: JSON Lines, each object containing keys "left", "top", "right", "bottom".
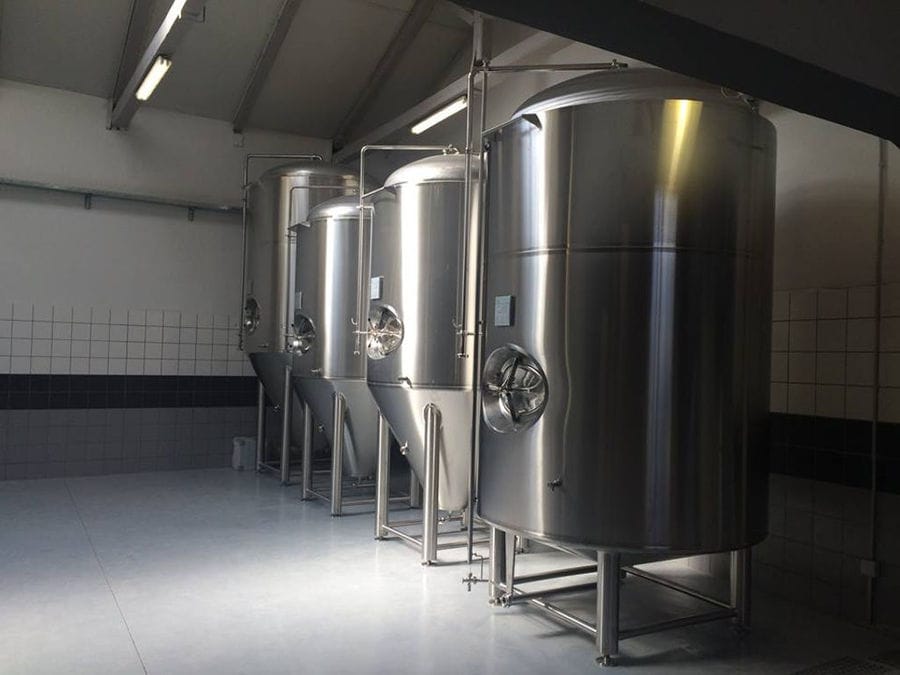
{"left": 292, "top": 196, "right": 379, "bottom": 478}
{"left": 368, "top": 154, "right": 478, "bottom": 511}
{"left": 242, "top": 161, "right": 360, "bottom": 446}
{"left": 477, "top": 70, "right": 776, "bottom": 553}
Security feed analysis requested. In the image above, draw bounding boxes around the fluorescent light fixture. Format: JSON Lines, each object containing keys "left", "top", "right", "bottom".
{"left": 410, "top": 96, "right": 467, "bottom": 135}
{"left": 135, "top": 55, "right": 172, "bottom": 101}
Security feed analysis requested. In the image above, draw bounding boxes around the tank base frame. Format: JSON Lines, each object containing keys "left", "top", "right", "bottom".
{"left": 487, "top": 528, "right": 751, "bottom": 666}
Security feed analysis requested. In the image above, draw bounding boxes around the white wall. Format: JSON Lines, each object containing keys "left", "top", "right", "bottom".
{"left": 0, "top": 78, "right": 331, "bottom": 317}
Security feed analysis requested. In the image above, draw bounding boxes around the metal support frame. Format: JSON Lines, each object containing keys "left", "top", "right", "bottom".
{"left": 279, "top": 363, "right": 293, "bottom": 485}
{"left": 255, "top": 381, "right": 267, "bottom": 471}
{"left": 330, "top": 393, "right": 346, "bottom": 516}
{"left": 301, "top": 401, "right": 314, "bottom": 500}
{"left": 232, "top": 0, "right": 304, "bottom": 133}
{"left": 109, "top": 0, "right": 207, "bottom": 130}
{"left": 421, "top": 403, "right": 441, "bottom": 564}
{"left": 489, "top": 530, "right": 753, "bottom": 665}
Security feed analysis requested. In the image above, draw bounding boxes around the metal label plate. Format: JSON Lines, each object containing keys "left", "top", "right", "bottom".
{"left": 493, "top": 295, "right": 515, "bottom": 327}
{"left": 370, "top": 276, "right": 384, "bottom": 301}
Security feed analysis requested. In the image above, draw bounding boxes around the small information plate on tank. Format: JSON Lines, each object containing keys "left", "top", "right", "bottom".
{"left": 295, "top": 291, "right": 302, "bottom": 310}
{"left": 494, "top": 295, "right": 515, "bottom": 327}
{"left": 370, "top": 276, "right": 384, "bottom": 301}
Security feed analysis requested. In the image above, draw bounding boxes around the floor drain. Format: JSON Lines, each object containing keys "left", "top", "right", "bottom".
{"left": 792, "top": 656, "right": 891, "bottom": 675}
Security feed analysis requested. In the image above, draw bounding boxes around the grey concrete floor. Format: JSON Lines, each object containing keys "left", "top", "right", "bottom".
{"left": 1, "top": 468, "right": 898, "bottom": 674}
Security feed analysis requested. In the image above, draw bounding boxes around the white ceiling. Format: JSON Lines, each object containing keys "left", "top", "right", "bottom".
{"left": 0, "top": 0, "right": 472, "bottom": 141}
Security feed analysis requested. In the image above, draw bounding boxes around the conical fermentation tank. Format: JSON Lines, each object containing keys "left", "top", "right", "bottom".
{"left": 242, "top": 161, "right": 360, "bottom": 447}
{"left": 477, "top": 70, "right": 776, "bottom": 553}
{"left": 368, "top": 154, "right": 478, "bottom": 512}
{"left": 291, "top": 196, "right": 380, "bottom": 478}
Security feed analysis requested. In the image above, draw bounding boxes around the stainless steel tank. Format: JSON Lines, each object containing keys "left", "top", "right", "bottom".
{"left": 242, "top": 161, "right": 360, "bottom": 447}
{"left": 477, "top": 69, "right": 776, "bottom": 553}
{"left": 291, "top": 196, "right": 380, "bottom": 478}
{"left": 368, "top": 154, "right": 478, "bottom": 512}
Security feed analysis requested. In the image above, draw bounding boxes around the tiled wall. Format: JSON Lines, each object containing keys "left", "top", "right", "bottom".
{"left": 0, "top": 302, "right": 254, "bottom": 377}
{"left": 0, "top": 302, "right": 259, "bottom": 481}
{"left": 758, "top": 284, "right": 900, "bottom": 629}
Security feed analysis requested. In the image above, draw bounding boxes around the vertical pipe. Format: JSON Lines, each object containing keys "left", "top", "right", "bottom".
{"left": 596, "top": 552, "right": 621, "bottom": 665}
{"left": 300, "top": 400, "right": 313, "bottom": 500}
{"left": 255, "top": 380, "right": 266, "bottom": 471}
{"left": 422, "top": 403, "right": 441, "bottom": 565}
{"left": 331, "top": 393, "right": 346, "bottom": 517}
{"left": 868, "top": 138, "right": 887, "bottom": 623}
{"left": 489, "top": 527, "right": 506, "bottom": 604}
{"left": 730, "top": 548, "right": 751, "bottom": 629}
{"left": 279, "top": 363, "right": 292, "bottom": 484}
{"left": 409, "top": 470, "right": 422, "bottom": 508}
{"left": 375, "top": 411, "right": 391, "bottom": 538}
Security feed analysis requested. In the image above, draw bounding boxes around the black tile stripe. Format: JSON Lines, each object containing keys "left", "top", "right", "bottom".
{"left": 771, "top": 412, "right": 900, "bottom": 495}
{"left": 0, "top": 375, "right": 258, "bottom": 409}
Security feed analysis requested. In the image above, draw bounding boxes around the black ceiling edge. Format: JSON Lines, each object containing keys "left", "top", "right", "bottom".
{"left": 454, "top": 0, "right": 898, "bottom": 144}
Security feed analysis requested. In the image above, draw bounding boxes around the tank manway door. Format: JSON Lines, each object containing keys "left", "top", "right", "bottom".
{"left": 289, "top": 312, "right": 316, "bottom": 354}
{"left": 367, "top": 304, "right": 403, "bottom": 360}
{"left": 482, "top": 345, "right": 548, "bottom": 433}
{"left": 243, "top": 297, "right": 260, "bottom": 335}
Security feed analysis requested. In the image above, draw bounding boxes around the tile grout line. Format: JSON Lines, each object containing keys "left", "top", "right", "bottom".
{"left": 62, "top": 479, "right": 149, "bottom": 675}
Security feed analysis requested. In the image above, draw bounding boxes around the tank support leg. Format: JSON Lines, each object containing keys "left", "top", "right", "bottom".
{"left": 330, "top": 393, "right": 346, "bottom": 517}
{"left": 489, "top": 527, "right": 506, "bottom": 604}
{"left": 300, "top": 401, "right": 313, "bottom": 500}
{"left": 279, "top": 364, "right": 292, "bottom": 485}
{"left": 409, "top": 470, "right": 422, "bottom": 508}
{"left": 421, "top": 403, "right": 441, "bottom": 565}
{"left": 375, "top": 412, "right": 391, "bottom": 538}
{"left": 255, "top": 380, "right": 266, "bottom": 472}
{"left": 731, "top": 547, "right": 751, "bottom": 631}
{"left": 596, "top": 551, "right": 620, "bottom": 666}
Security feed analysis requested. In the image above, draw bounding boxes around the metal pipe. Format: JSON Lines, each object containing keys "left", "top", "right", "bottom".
{"left": 409, "top": 470, "right": 422, "bottom": 508}
{"left": 300, "top": 400, "right": 313, "bottom": 500}
{"left": 279, "top": 363, "right": 292, "bottom": 485}
{"left": 730, "top": 548, "right": 751, "bottom": 627}
{"left": 618, "top": 609, "right": 736, "bottom": 640}
{"left": 868, "top": 138, "right": 888, "bottom": 624}
{"left": 422, "top": 403, "right": 441, "bottom": 564}
{"left": 624, "top": 566, "right": 733, "bottom": 611}
{"left": 525, "top": 597, "right": 597, "bottom": 636}
{"left": 375, "top": 411, "right": 391, "bottom": 538}
{"left": 331, "top": 393, "right": 346, "bottom": 516}
{"left": 514, "top": 564, "right": 597, "bottom": 585}
{"left": 596, "top": 552, "right": 620, "bottom": 664}
{"left": 255, "top": 380, "right": 266, "bottom": 471}
{"left": 482, "top": 61, "right": 623, "bottom": 73}
{"left": 505, "top": 582, "right": 597, "bottom": 604}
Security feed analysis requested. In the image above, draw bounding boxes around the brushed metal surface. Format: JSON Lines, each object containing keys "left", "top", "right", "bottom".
{"left": 368, "top": 154, "right": 478, "bottom": 511}
{"left": 293, "top": 196, "right": 379, "bottom": 478}
{"left": 477, "top": 70, "right": 776, "bottom": 553}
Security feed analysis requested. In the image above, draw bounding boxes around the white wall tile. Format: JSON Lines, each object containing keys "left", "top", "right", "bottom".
{"left": 50, "top": 356, "right": 70, "bottom": 374}
{"left": 72, "top": 323, "right": 90, "bottom": 340}
{"left": 31, "top": 340, "right": 51, "bottom": 357}
{"left": 145, "top": 343, "right": 162, "bottom": 359}
{"left": 163, "top": 310, "right": 181, "bottom": 327}
{"left": 0, "top": 341, "right": 9, "bottom": 357}
{"left": 71, "top": 341, "right": 89, "bottom": 358}
{"left": 146, "top": 310, "right": 164, "bottom": 325}
{"left": 109, "top": 342, "right": 126, "bottom": 358}
{"left": 52, "top": 322, "right": 72, "bottom": 339}
{"left": 108, "top": 359, "right": 126, "bottom": 375}
{"left": 127, "top": 325, "right": 146, "bottom": 342}
{"left": 109, "top": 325, "right": 127, "bottom": 341}
{"left": 31, "top": 356, "right": 51, "bottom": 373}
{"left": 144, "top": 359, "right": 161, "bottom": 375}
{"left": 198, "top": 313, "right": 214, "bottom": 328}
{"left": 11, "top": 339, "right": 30, "bottom": 356}
{"left": 12, "top": 303, "right": 32, "bottom": 320}
{"left": 846, "top": 386, "right": 874, "bottom": 420}
{"left": 772, "top": 291, "right": 790, "bottom": 321}
{"left": 848, "top": 286, "right": 876, "bottom": 318}
{"left": 882, "top": 318, "right": 900, "bottom": 351}
{"left": 91, "top": 307, "right": 111, "bottom": 324}
{"left": 879, "top": 388, "right": 900, "bottom": 424}
{"left": 818, "top": 289, "right": 847, "bottom": 319}
{"left": 12, "top": 321, "right": 32, "bottom": 339}
{"left": 179, "top": 344, "right": 196, "bottom": 359}
{"left": 0, "top": 320, "right": 11, "bottom": 338}
{"left": 211, "top": 361, "right": 227, "bottom": 376}
{"left": 226, "top": 361, "right": 243, "bottom": 376}
{"left": 790, "top": 289, "right": 817, "bottom": 320}
{"left": 90, "top": 324, "right": 110, "bottom": 340}
{"left": 90, "top": 341, "right": 109, "bottom": 358}
{"left": 789, "top": 321, "right": 816, "bottom": 351}
{"left": 771, "top": 382, "right": 788, "bottom": 412}
{"left": 162, "top": 326, "right": 180, "bottom": 343}
{"left": 882, "top": 283, "right": 900, "bottom": 317}
{"left": 180, "top": 313, "right": 197, "bottom": 328}
{"left": 847, "top": 353, "right": 875, "bottom": 386}
{"left": 126, "top": 343, "right": 144, "bottom": 359}
{"left": 0, "top": 355, "right": 10, "bottom": 371}
{"left": 72, "top": 305, "right": 91, "bottom": 323}
{"left": 181, "top": 328, "right": 197, "bottom": 343}
{"left": 33, "top": 305, "right": 52, "bottom": 321}
{"left": 161, "top": 359, "right": 178, "bottom": 375}
{"left": 0, "top": 303, "right": 11, "bottom": 319}
{"left": 177, "top": 360, "right": 195, "bottom": 375}
{"left": 51, "top": 340, "right": 70, "bottom": 357}
{"left": 162, "top": 343, "right": 179, "bottom": 359}
{"left": 146, "top": 326, "right": 163, "bottom": 343}
{"left": 52, "top": 306, "right": 72, "bottom": 322}
{"left": 70, "top": 357, "right": 89, "bottom": 374}
{"left": 32, "top": 321, "right": 52, "bottom": 339}
{"left": 196, "top": 344, "right": 212, "bottom": 360}
{"left": 197, "top": 328, "right": 212, "bottom": 344}
{"left": 213, "top": 314, "right": 229, "bottom": 329}
{"left": 110, "top": 309, "right": 128, "bottom": 325}
{"left": 881, "top": 353, "right": 900, "bottom": 388}
{"left": 817, "top": 320, "right": 846, "bottom": 351}
{"left": 212, "top": 344, "right": 227, "bottom": 360}
{"left": 89, "top": 358, "right": 108, "bottom": 375}
{"left": 195, "top": 360, "right": 211, "bottom": 375}
{"left": 10, "top": 355, "right": 30, "bottom": 372}
{"left": 816, "top": 353, "right": 845, "bottom": 385}
{"left": 815, "top": 385, "right": 845, "bottom": 418}
{"left": 772, "top": 322, "right": 789, "bottom": 351}
{"left": 126, "top": 359, "right": 143, "bottom": 375}
{"left": 788, "top": 383, "right": 815, "bottom": 415}
{"left": 847, "top": 319, "right": 876, "bottom": 352}
{"left": 128, "top": 309, "right": 146, "bottom": 325}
